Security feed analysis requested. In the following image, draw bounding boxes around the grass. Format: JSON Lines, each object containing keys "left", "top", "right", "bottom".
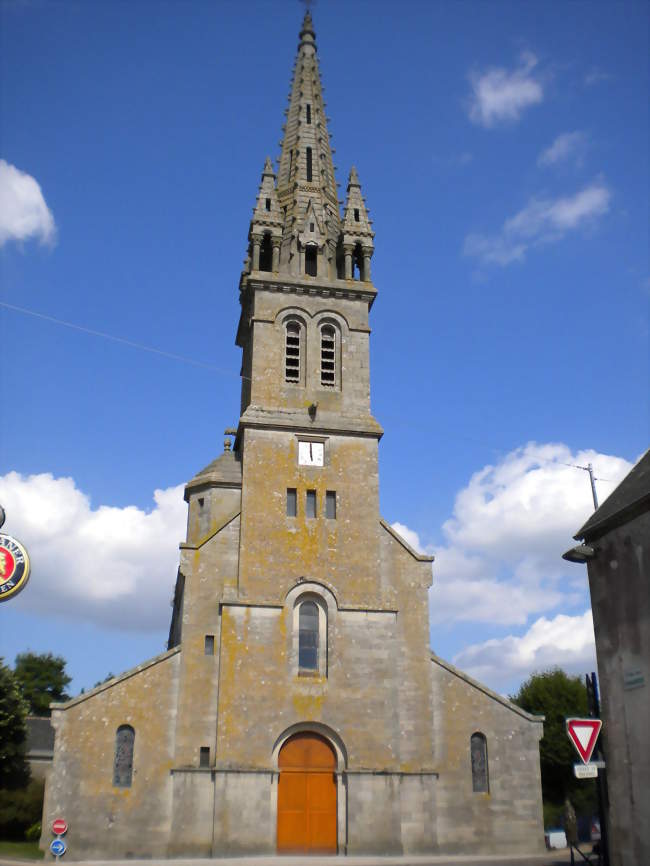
{"left": 0, "top": 841, "right": 44, "bottom": 860}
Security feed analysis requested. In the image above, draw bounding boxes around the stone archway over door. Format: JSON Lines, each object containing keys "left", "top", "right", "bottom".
{"left": 277, "top": 732, "right": 337, "bottom": 854}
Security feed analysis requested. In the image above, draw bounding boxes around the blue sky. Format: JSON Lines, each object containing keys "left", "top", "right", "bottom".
{"left": 1, "top": 0, "right": 647, "bottom": 697}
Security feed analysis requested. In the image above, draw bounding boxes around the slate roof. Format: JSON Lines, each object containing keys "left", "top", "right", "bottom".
{"left": 26, "top": 716, "right": 55, "bottom": 754}
{"left": 576, "top": 448, "right": 650, "bottom": 542}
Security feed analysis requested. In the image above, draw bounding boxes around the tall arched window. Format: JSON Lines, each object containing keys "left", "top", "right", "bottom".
{"left": 298, "top": 601, "right": 319, "bottom": 670}
{"left": 285, "top": 320, "right": 302, "bottom": 384}
{"left": 113, "top": 725, "right": 135, "bottom": 788}
{"left": 259, "top": 232, "right": 273, "bottom": 272}
{"left": 320, "top": 324, "right": 336, "bottom": 387}
{"left": 470, "top": 732, "right": 489, "bottom": 793}
{"left": 305, "top": 244, "right": 317, "bottom": 276}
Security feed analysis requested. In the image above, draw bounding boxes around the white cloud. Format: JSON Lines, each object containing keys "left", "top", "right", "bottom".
{"left": 0, "top": 472, "right": 186, "bottom": 630}
{"left": 0, "top": 159, "right": 56, "bottom": 247}
{"left": 464, "top": 181, "right": 610, "bottom": 266}
{"left": 538, "top": 131, "right": 587, "bottom": 167}
{"left": 468, "top": 51, "right": 543, "bottom": 127}
{"left": 428, "top": 443, "right": 632, "bottom": 626}
{"left": 453, "top": 610, "right": 597, "bottom": 688}
{"left": 584, "top": 68, "right": 611, "bottom": 87}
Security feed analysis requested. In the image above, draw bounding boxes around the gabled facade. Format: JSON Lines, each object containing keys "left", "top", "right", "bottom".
{"left": 43, "top": 13, "right": 545, "bottom": 859}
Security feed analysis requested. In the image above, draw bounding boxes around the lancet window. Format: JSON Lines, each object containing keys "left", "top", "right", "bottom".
{"left": 113, "top": 725, "right": 135, "bottom": 788}
{"left": 298, "top": 601, "right": 319, "bottom": 670}
{"left": 470, "top": 732, "right": 489, "bottom": 793}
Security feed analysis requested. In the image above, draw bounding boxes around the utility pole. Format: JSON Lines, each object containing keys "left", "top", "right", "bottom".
{"left": 564, "top": 462, "right": 600, "bottom": 510}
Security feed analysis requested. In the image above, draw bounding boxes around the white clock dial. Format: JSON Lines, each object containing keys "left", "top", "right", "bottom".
{"left": 298, "top": 441, "right": 324, "bottom": 466}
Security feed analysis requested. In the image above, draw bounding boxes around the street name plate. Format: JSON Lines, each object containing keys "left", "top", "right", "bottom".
{"left": 574, "top": 763, "right": 598, "bottom": 779}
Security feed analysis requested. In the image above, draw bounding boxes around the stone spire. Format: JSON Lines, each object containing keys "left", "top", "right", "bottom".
{"left": 341, "top": 166, "right": 375, "bottom": 280}
{"left": 274, "top": 11, "right": 341, "bottom": 279}
{"left": 248, "top": 157, "right": 283, "bottom": 272}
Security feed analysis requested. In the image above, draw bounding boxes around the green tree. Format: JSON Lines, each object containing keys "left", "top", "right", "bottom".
{"left": 0, "top": 658, "right": 30, "bottom": 790}
{"left": 511, "top": 668, "right": 597, "bottom": 818}
{"left": 13, "top": 652, "right": 71, "bottom": 717}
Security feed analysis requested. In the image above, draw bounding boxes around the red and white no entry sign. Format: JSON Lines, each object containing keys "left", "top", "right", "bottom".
{"left": 52, "top": 818, "right": 68, "bottom": 836}
{"left": 566, "top": 718, "right": 602, "bottom": 764}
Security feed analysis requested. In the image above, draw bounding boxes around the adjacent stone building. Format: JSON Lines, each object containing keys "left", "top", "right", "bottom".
{"left": 42, "top": 13, "right": 545, "bottom": 858}
{"left": 564, "top": 449, "right": 650, "bottom": 866}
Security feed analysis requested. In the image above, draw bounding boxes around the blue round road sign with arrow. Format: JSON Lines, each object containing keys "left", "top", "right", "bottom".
{"left": 50, "top": 839, "right": 66, "bottom": 857}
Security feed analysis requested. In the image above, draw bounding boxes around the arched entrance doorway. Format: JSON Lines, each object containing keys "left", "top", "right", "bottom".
{"left": 277, "top": 732, "right": 337, "bottom": 854}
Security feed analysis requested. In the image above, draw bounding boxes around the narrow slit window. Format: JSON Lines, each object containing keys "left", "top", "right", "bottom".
{"left": 113, "top": 725, "right": 135, "bottom": 788}
{"left": 306, "top": 103, "right": 311, "bottom": 124}
{"left": 320, "top": 324, "right": 336, "bottom": 386}
{"left": 259, "top": 233, "right": 272, "bottom": 271}
{"left": 265, "top": 197, "right": 271, "bottom": 211}
{"left": 204, "top": 635, "right": 215, "bottom": 655}
{"left": 325, "top": 491, "right": 336, "bottom": 519}
{"left": 199, "top": 747, "right": 210, "bottom": 768}
{"left": 306, "top": 147, "right": 313, "bottom": 182}
{"left": 289, "top": 149, "right": 293, "bottom": 177}
{"left": 471, "top": 733, "right": 489, "bottom": 793}
{"left": 285, "top": 321, "right": 301, "bottom": 383}
{"left": 286, "top": 488, "right": 297, "bottom": 517}
{"left": 298, "top": 601, "right": 319, "bottom": 670}
{"left": 306, "top": 490, "right": 317, "bottom": 519}
{"left": 354, "top": 208, "right": 360, "bottom": 222}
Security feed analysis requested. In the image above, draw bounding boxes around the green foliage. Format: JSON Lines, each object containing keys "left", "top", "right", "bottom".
{"left": 13, "top": 653, "right": 71, "bottom": 717}
{"left": 0, "top": 778, "right": 44, "bottom": 841}
{"left": 25, "top": 822, "right": 42, "bottom": 843}
{"left": 93, "top": 672, "right": 115, "bottom": 688}
{"left": 511, "top": 667, "right": 597, "bottom": 816}
{"left": 0, "top": 658, "right": 30, "bottom": 789}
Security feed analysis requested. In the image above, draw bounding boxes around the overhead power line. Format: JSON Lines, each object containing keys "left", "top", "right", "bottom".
{"left": 0, "top": 301, "right": 248, "bottom": 380}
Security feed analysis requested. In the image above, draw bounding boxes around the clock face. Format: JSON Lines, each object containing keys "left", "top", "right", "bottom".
{"left": 298, "top": 441, "right": 324, "bottom": 467}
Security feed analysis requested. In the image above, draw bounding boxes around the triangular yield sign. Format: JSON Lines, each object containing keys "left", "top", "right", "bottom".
{"left": 566, "top": 718, "right": 602, "bottom": 764}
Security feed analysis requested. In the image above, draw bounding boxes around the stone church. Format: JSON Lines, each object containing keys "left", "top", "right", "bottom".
{"left": 43, "top": 13, "right": 545, "bottom": 859}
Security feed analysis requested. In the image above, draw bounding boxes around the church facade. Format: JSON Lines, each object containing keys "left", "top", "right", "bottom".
{"left": 42, "top": 13, "right": 545, "bottom": 859}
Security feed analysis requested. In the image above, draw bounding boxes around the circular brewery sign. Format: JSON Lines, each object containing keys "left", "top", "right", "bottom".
{"left": 0, "top": 533, "right": 31, "bottom": 602}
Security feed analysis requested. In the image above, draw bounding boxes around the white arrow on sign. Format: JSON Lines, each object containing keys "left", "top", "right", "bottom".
{"left": 566, "top": 717, "right": 602, "bottom": 764}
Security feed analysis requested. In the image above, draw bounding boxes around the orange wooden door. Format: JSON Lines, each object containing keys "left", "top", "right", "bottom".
{"left": 277, "top": 733, "right": 337, "bottom": 854}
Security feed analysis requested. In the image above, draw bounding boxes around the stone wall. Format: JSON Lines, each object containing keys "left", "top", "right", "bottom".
{"left": 585, "top": 510, "right": 650, "bottom": 866}
{"left": 431, "top": 655, "right": 546, "bottom": 854}
{"left": 42, "top": 648, "right": 181, "bottom": 860}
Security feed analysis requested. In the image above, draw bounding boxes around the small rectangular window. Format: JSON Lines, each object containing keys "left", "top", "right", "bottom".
{"left": 287, "top": 488, "right": 297, "bottom": 517}
{"left": 354, "top": 208, "right": 360, "bottom": 222}
{"left": 199, "top": 747, "right": 210, "bottom": 768}
{"left": 306, "top": 147, "right": 313, "bottom": 182}
{"left": 310, "top": 222, "right": 315, "bottom": 232}
{"left": 204, "top": 635, "right": 215, "bottom": 655}
{"left": 325, "top": 491, "right": 336, "bottom": 519}
{"left": 306, "top": 490, "right": 317, "bottom": 519}
{"left": 265, "top": 197, "right": 271, "bottom": 211}
{"left": 306, "top": 104, "right": 311, "bottom": 124}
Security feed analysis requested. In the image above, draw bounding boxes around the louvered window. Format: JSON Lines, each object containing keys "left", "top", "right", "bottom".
{"left": 320, "top": 324, "right": 336, "bottom": 386}
{"left": 285, "top": 321, "right": 301, "bottom": 383}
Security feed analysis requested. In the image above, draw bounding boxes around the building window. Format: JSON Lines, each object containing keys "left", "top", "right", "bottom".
{"left": 113, "top": 725, "right": 135, "bottom": 788}
{"left": 298, "top": 601, "right": 319, "bottom": 670}
{"left": 306, "top": 103, "right": 311, "bottom": 124}
{"left": 204, "top": 635, "right": 215, "bottom": 655}
{"left": 287, "top": 488, "right": 297, "bottom": 517}
{"left": 306, "top": 490, "right": 317, "bottom": 518}
{"left": 305, "top": 245, "right": 317, "bottom": 276}
{"left": 199, "top": 746, "right": 210, "bottom": 768}
{"left": 354, "top": 208, "right": 360, "bottom": 222}
{"left": 320, "top": 324, "right": 336, "bottom": 386}
{"left": 306, "top": 147, "right": 313, "bottom": 182}
{"left": 285, "top": 321, "right": 302, "bottom": 383}
{"left": 470, "top": 733, "right": 489, "bottom": 793}
{"left": 325, "top": 491, "right": 336, "bottom": 519}
{"left": 259, "top": 232, "right": 273, "bottom": 271}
